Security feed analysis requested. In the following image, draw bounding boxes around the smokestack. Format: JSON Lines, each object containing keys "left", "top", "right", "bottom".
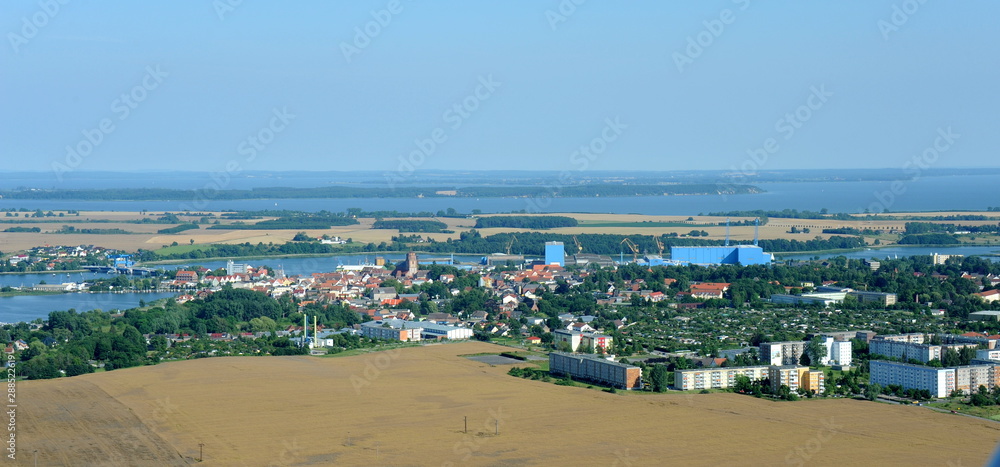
{"left": 303, "top": 315, "right": 307, "bottom": 348}
{"left": 725, "top": 218, "right": 730, "bottom": 247}
{"left": 754, "top": 218, "right": 759, "bottom": 246}
{"left": 314, "top": 315, "right": 318, "bottom": 344}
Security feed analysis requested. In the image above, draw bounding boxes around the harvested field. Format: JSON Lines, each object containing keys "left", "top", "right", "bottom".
{"left": 16, "top": 342, "right": 1000, "bottom": 466}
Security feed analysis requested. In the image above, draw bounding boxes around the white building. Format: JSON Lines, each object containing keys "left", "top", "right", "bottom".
{"left": 829, "top": 339, "right": 852, "bottom": 366}
{"left": 977, "top": 349, "right": 1000, "bottom": 361}
{"left": 553, "top": 329, "right": 613, "bottom": 353}
{"left": 418, "top": 322, "right": 473, "bottom": 340}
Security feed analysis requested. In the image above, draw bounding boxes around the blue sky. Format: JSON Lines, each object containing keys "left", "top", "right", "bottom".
{"left": 2, "top": 1, "right": 997, "bottom": 176}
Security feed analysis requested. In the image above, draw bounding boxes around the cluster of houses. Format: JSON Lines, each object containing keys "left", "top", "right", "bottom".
{"left": 4, "top": 244, "right": 108, "bottom": 270}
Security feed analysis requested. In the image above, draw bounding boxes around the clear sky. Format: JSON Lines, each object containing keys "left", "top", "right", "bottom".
{"left": 2, "top": 1, "right": 997, "bottom": 176}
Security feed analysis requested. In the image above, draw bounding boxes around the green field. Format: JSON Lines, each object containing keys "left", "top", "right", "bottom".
{"left": 927, "top": 400, "right": 1000, "bottom": 421}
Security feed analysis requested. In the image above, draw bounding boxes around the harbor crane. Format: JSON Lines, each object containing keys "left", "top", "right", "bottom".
{"left": 573, "top": 236, "right": 583, "bottom": 254}
{"left": 505, "top": 235, "right": 518, "bottom": 255}
{"left": 654, "top": 237, "right": 664, "bottom": 256}
{"left": 620, "top": 238, "right": 640, "bottom": 263}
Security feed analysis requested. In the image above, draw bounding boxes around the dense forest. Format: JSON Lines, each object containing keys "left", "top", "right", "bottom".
{"left": 207, "top": 212, "right": 359, "bottom": 230}
{"left": 157, "top": 223, "right": 199, "bottom": 234}
{"left": 473, "top": 216, "right": 578, "bottom": 229}
{"left": 372, "top": 220, "right": 450, "bottom": 232}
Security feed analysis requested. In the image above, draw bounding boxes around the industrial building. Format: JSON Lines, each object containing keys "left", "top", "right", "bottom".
{"left": 544, "top": 241, "right": 565, "bottom": 267}
{"left": 670, "top": 245, "right": 773, "bottom": 266}
{"left": 549, "top": 352, "right": 642, "bottom": 390}
{"left": 361, "top": 319, "right": 472, "bottom": 341}
{"left": 564, "top": 253, "right": 616, "bottom": 268}
{"left": 969, "top": 310, "right": 1000, "bottom": 322}
{"left": 361, "top": 320, "right": 422, "bottom": 342}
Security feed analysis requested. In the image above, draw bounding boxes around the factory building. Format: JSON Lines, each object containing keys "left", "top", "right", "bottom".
{"left": 545, "top": 241, "right": 565, "bottom": 267}
{"left": 670, "top": 245, "right": 773, "bottom": 266}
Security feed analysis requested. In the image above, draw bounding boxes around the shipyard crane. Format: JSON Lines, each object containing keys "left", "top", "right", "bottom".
{"left": 620, "top": 238, "right": 640, "bottom": 263}
{"left": 573, "top": 236, "right": 583, "bottom": 254}
{"left": 505, "top": 235, "right": 518, "bottom": 255}
{"left": 655, "top": 237, "right": 664, "bottom": 256}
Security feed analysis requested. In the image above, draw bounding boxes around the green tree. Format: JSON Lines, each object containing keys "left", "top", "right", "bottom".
{"left": 865, "top": 383, "right": 882, "bottom": 401}
{"left": 651, "top": 365, "right": 669, "bottom": 393}
{"left": 806, "top": 336, "right": 828, "bottom": 366}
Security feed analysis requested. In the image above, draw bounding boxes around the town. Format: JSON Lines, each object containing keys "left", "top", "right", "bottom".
{"left": 5, "top": 237, "right": 1000, "bottom": 418}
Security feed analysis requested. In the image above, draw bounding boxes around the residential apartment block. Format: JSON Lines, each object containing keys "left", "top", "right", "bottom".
{"left": 549, "top": 352, "right": 642, "bottom": 390}
{"left": 875, "top": 333, "right": 926, "bottom": 344}
{"left": 760, "top": 341, "right": 808, "bottom": 366}
{"left": 870, "top": 361, "right": 955, "bottom": 398}
{"left": 553, "top": 329, "right": 613, "bottom": 353}
{"left": 977, "top": 349, "right": 1000, "bottom": 361}
{"left": 760, "top": 338, "right": 851, "bottom": 366}
{"left": 869, "top": 339, "right": 980, "bottom": 363}
{"left": 673, "top": 366, "right": 770, "bottom": 391}
{"left": 769, "top": 365, "right": 804, "bottom": 392}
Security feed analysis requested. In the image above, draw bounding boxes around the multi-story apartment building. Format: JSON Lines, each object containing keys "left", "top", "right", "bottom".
{"left": 549, "top": 352, "right": 642, "bottom": 390}
{"left": 553, "top": 329, "right": 613, "bottom": 353}
{"left": 954, "top": 364, "right": 996, "bottom": 395}
{"left": 761, "top": 338, "right": 850, "bottom": 366}
{"left": 800, "top": 368, "right": 826, "bottom": 394}
{"left": 760, "top": 341, "right": 808, "bottom": 366}
{"left": 673, "top": 366, "right": 770, "bottom": 391}
{"left": 976, "top": 349, "right": 1000, "bottom": 361}
{"left": 769, "top": 365, "right": 804, "bottom": 392}
{"left": 869, "top": 340, "right": 980, "bottom": 363}
{"left": 876, "top": 333, "right": 926, "bottom": 344}
{"left": 829, "top": 340, "right": 852, "bottom": 366}
{"left": 869, "top": 361, "right": 955, "bottom": 398}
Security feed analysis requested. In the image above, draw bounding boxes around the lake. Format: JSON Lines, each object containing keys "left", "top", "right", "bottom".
{"left": 0, "top": 292, "right": 175, "bottom": 324}
{"left": 0, "top": 175, "right": 996, "bottom": 215}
